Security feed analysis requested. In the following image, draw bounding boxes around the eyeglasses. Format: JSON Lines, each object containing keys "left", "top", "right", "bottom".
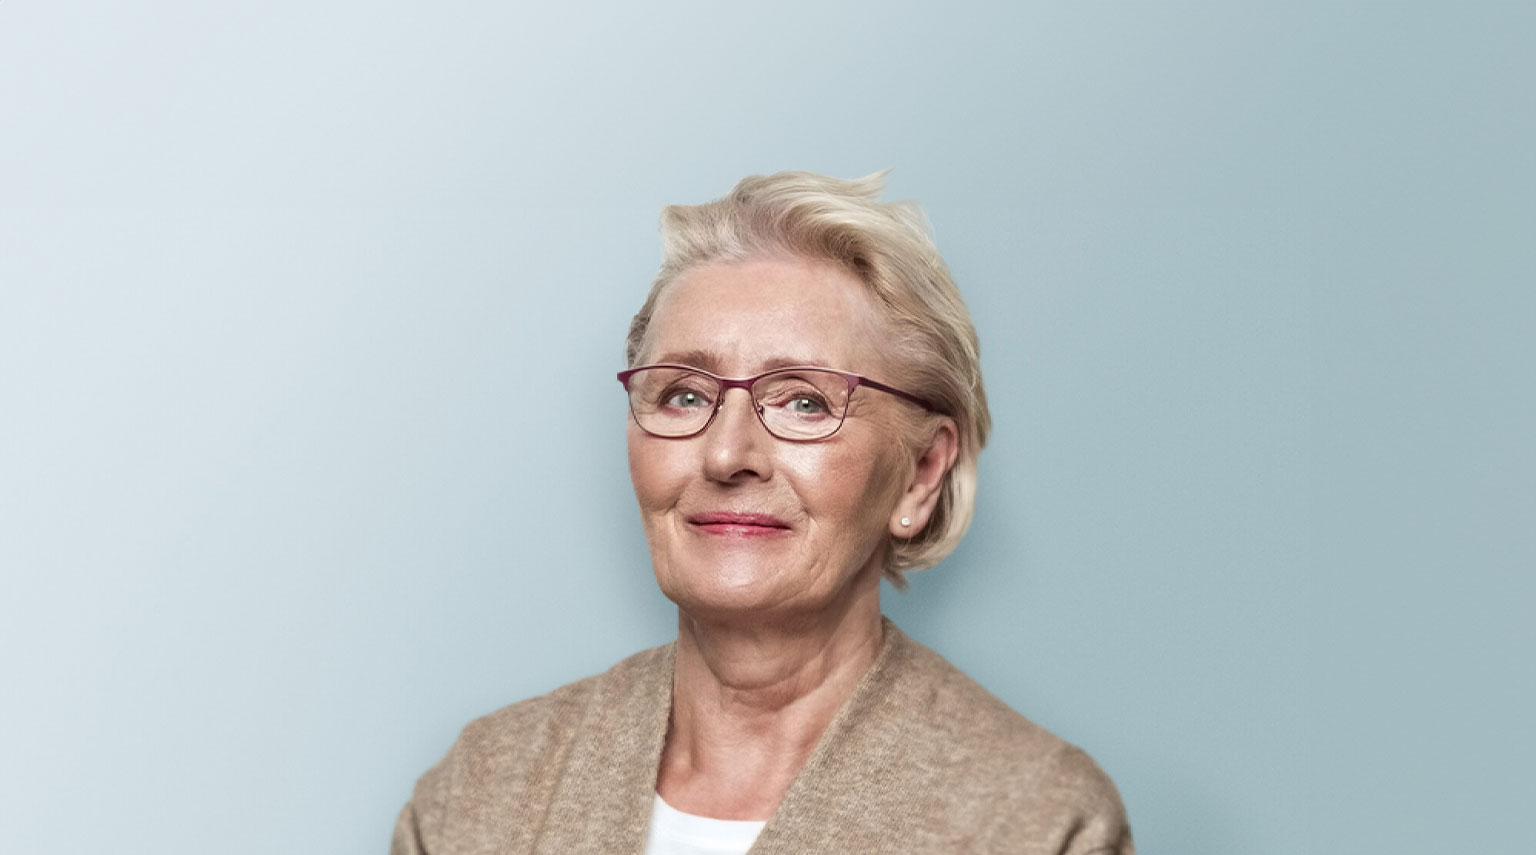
{"left": 617, "top": 364, "right": 934, "bottom": 441}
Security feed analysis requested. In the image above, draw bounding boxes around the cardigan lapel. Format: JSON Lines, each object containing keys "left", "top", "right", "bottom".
{"left": 748, "top": 619, "right": 931, "bottom": 855}
{"left": 530, "top": 643, "right": 675, "bottom": 855}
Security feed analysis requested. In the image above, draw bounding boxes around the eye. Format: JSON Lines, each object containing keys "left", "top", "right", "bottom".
{"left": 785, "top": 395, "right": 828, "bottom": 415}
{"left": 761, "top": 386, "right": 832, "bottom": 418}
{"left": 661, "top": 386, "right": 714, "bottom": 410}
{"left": 755, "top": 371, "right": 842, "bottom": 422}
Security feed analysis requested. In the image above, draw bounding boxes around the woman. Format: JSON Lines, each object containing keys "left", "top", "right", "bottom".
{"left": 392, "top": 172, "right": 1133, "bottom": 854}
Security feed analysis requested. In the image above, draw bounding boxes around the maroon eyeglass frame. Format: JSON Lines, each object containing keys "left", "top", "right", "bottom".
{"left": 616, "top": 364, "right": 937, "bottom": 440}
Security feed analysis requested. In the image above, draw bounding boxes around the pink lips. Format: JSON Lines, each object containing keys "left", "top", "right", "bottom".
{"left": 687, "top": 511, "right": 792, "bottom": 537}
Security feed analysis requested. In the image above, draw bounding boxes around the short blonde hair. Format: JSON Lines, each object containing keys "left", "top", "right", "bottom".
{"left": 625, "top": 171, "right": 991, "bottom": 584}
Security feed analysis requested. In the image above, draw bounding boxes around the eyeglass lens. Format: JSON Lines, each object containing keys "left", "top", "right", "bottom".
{"left": 625, "top": 367, "right": 852, "bottom": 440}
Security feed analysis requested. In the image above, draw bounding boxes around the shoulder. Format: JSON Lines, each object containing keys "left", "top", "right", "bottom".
{"left": 890, "top": 630, "right": 1070, "bottom": 770}
{"left": 885, "top": 630, "right": 1133, "bottom": 853}
{"left": 447, "top": 641, "right": 673, "bottom": 778}
{"left": 393, "top": 643, "right": 673, "bottom": 853}
{"left": 457, "top": 644, "right": 669, "bottom": 749}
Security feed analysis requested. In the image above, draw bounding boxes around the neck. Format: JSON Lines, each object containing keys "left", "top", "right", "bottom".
{"left": 657, "top": 565, "right": 885, "bottom": 819}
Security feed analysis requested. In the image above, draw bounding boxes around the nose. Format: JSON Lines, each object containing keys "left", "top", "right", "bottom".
{"left": 700, "top": 386, "right": 773, "bottom": 483}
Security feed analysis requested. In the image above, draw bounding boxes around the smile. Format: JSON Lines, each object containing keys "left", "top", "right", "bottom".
{"left": 686, "top": 512, "right": 792, "bottom": 537}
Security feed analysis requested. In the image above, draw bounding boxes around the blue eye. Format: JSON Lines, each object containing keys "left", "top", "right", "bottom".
{"left": 786, "top": 396, "right": 827, "bottom": 415}
{"left": 664, "top": 390, "right": 712, "bottom": 409}
{"left": 756, "top": 376, "right": 836, "bottom": 421}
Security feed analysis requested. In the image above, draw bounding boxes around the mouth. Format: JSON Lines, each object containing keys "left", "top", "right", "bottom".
{"left": 686, "top": 511, "right": 793, "bottom": 537}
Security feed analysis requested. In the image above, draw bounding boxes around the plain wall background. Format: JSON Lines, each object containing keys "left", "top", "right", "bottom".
{"left": 2, "top": 2, "right": 1531, "bottom": 853}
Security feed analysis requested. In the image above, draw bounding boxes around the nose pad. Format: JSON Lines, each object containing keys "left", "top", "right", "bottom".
{"left": 716, "top": 399, "right": 766, "bottom": 424}
{"left": 710, "top": 387, "right": 763, "bottom": 433}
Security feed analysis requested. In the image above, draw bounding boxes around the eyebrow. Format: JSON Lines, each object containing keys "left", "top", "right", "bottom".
{"left": 649, "top": 350, "right": 837, "bottom": 375}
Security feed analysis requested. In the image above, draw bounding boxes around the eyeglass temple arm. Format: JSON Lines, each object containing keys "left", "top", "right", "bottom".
{"left": 856, "top": 376, "right": 936, "bottom": 412}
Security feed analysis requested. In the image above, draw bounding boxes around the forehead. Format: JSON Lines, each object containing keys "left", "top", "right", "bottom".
{"left": 646, "top": 257, "right": 887, "bottom": 375}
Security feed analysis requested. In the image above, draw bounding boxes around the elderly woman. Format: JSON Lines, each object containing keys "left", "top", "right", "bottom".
{"left": 392, "top": 172, "right": 1133, "bottom": 855}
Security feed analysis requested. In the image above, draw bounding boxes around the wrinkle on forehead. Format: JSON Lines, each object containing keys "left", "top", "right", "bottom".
{"left": 648, "top": 349, "right": 847, "bottom": 375}
{"left": 642, "top": 257, "right": 893, "bottom": 379}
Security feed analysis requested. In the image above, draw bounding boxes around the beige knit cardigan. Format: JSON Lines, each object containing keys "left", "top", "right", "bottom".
{"left": 392, "top": 620, "right": 1133, "bottom": 854}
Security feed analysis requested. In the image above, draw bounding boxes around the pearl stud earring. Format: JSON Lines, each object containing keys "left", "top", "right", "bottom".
{"left": 900, "top": 517, "right": 911, "bottom": 527}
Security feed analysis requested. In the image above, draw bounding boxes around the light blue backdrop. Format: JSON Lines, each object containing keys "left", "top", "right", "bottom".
{"left": 2, "top": 2, "right": 1531, "bottom": 853}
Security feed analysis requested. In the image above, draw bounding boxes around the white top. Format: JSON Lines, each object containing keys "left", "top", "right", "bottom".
{"left": 642, "top": 793, "right": 768, "bottom": 855}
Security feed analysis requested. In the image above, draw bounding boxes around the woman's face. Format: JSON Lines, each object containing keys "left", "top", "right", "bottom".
{"left": 627, "top": 256, "right": 914, "bottom": 621}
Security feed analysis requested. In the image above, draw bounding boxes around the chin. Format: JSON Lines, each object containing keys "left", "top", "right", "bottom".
{"left": 654, "top": 559, "right": 804, "bottom": 620}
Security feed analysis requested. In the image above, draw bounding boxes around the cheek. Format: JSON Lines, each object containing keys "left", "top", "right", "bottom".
{"left": 627, "top": 428, "right": 686, "bottom": 513}
{"left": 782, "top": 440, "right": 906, "bottom": 525}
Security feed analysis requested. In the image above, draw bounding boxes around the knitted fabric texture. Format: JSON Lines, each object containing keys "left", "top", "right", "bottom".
{"left": 392, "top": 620, "right": 1133, "bottom": 854}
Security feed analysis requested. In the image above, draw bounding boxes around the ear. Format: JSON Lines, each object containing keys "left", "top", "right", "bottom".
{"left": 889, "top": 418, "right": 960, "bottom": 538}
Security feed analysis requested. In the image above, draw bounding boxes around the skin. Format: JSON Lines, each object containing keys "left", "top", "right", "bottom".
{"left": 627, "top": 255, "right": 959, "bottom": 820}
